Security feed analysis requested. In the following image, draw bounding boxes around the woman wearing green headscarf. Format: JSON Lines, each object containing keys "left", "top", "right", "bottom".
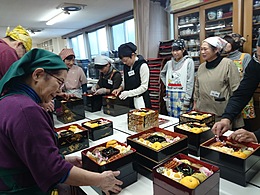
{"left": 0, "top": 48, "right": 122, "bottom": 194}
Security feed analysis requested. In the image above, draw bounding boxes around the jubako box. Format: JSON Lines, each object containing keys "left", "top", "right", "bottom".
{"left": 179, "top": 110, "right": 215, "bottom": 127}
{"left": 82, "top": 93, "right": 102, "bottom": 112}
{"left": 102, "top": 95, "right": 129, "bottom": 116}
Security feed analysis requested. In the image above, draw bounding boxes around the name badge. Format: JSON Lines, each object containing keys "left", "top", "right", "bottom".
{"left": 210, "top": 90, "right": 220, "bottom": 98}
{"left": 108, "top": 79, "right": 113, "bottom": 85}
{"left": 128, "top": 70, "right": 135, "bottom": 77}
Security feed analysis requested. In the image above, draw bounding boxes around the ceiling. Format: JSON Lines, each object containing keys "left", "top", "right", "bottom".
{"left": 0, "top": 0, "right": 133, "bottom": 45}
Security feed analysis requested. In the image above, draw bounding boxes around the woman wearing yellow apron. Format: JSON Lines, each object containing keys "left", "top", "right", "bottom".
{"left": 223, "top": 33, "right": 256, "bottom": 128}
{"left": 160, "top": 39, "right": 195, "bottom": 117}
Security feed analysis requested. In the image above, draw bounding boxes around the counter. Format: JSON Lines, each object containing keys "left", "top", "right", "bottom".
{"left": 54, "top": 110, "right": 260, "bottom": 195}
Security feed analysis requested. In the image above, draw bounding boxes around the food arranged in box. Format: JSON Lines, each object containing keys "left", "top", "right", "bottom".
{"left": 54, "top": 97, "right": 85, "bottom": 123}
{"left": 82, "top": 118, "right": 113, "bottom": 141}
{"left": 174, "top": 122, "right": 214, "bottom": 156}
{"left": 128, "top": 108, "right": 159, "bottom": 132}
{"left": 55, "top": 124, "right": 89, "bottom": 155}
{"left": 200, "top": 136, "right": 260, "bottom": 186}
{"left": 82, "top": 93, "right": 102, "bottom": 112}
{"left": 102, "top": 95, "right": 130, "bottom": 116}
{"left": 153, "top": 153, "right": 220, "bottom": 195}
{"left": 81, "top": 140, "right": 137, "bottom": 193}
{"left": 180, "top": 111, "right": 215, "bottom": 126}
{"left": 127, "top": 127, "right": 188, "bottom": 179}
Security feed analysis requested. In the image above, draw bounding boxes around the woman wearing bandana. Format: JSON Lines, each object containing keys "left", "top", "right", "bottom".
{"left": 160, "top": 39, "right": 195, "bottom": 117}
{"left": 193, "top": 36, "right": 244, "bottom": 128}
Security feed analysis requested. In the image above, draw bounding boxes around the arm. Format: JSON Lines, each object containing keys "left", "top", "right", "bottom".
{"left": 184, "top": 59, "right": 195, "bottom": 105}
{"left": 192, "top": 68, "right": 200, "bottom": 110}
{"left": 160, "top": 61, "right": 168, "bottom": 86}
{"left": 242, "top": 53, "right": 251, "bottom": 73}
{"left": 110, "top": 71, "right": 122, "bottom": 93}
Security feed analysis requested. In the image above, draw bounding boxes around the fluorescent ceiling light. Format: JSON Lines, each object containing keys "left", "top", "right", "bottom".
{"left": 46, "top": 11, "right": 70, "bottom": 25}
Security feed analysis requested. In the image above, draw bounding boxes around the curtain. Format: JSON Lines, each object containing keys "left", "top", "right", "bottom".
{"left": 134, "top": 0, "right": 168, "bottom": 59}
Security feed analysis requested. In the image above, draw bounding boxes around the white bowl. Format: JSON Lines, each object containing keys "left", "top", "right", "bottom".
{"left": 208, "top": 11, "right": 216, "bottom": 20}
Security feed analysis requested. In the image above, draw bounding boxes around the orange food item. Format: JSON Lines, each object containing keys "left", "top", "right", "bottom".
{"left": 106, "top": 140, "right": 118, "bottom": 148}
{"left": 232, "top": 151, "right": 247, "bottom": 159}
{"left": 180, "top": 176, "right": 200, "bottom": 189}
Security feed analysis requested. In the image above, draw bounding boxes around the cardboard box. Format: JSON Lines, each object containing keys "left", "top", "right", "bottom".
{"left": 82, "top": 118, "right": 113, "bottom": 141}
{"left": 179, "top": 111, "right": 215, "bottom": 127}
{"left": 82, "top": 94, "right": 102, "bottom": 112}
{"left": 81, "top": 140, "right": 137, "bottom": 194}
{"left": 128, "top": 108, "right": 159, "bottom": 132}
{"left": 174, "top": 122, "right": 214, "bottom": 156}
{"left": 153, "top": 153, "right": 220, "bottom": 195}
{"left": 200, "top": 136, "right": 260, "bottom": 186}
{"left": 102, "top": 95, "right": 129, "bottom": 116}
{"left": 55, "top": 97, "right": 85, "bottom": 124}
{"left": 127, "top": 127, "right": 188, "bottom": 162}
{"left": 55, "top": 124, "right": 89, "bottom": 155}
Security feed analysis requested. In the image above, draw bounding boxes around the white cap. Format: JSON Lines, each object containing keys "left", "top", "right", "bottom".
{"left": 94, "top": 55, "right": 114, "bottom": 66}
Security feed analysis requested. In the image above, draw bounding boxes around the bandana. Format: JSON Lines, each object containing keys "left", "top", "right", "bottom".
{"left": 94, "top": 55, "right": 114, "bottom": 66}
{"left": 59, "top": 48, "right": 75, "bottom": 61}
{"left": 0, "top": 48, "right": 68, "bottom": 94}
{"left": 203, "top": 37, "right": 228, "bottom": 52}
{"left": 226, "top": 33, "right": 246, "bottom": 46}
{"left": 6, "top": 25, "right": 32, "bottom": 51}
{"left": 172, "top": 39, "right": 185, "bottom": 50}
{"left": 118, "top": 42, "right": 137, "bottom": 58}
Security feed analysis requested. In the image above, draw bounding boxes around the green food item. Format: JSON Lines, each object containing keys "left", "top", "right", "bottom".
{"left": 192, "top": 173, "right": 207, "bottom": 183}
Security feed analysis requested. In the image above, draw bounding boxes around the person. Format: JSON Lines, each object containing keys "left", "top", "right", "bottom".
{"left": 212, "top": 37, "right": 260, "bottom": 144}
{"left": 91, "top": 55, "right": 122, "bottom": 95}
{"left": 223, "top": 33, "right": 256, "bottom": 128}
{"left": 160, "top": 39, "right": 195, "bottom": 117}
{"left": 193, "top": 36, "right": 244, "bottom": 128}
{"left": 0, "top": 25, "right": 32, "bottom": 79}
{"left": 0, "top": 48, "right": 122, "bottom": 194}
{"left": 59, "top": 48, "right": 88, "bottom": 98}
{"left": 112, "top": 42, "right": 151, "bottom": 109}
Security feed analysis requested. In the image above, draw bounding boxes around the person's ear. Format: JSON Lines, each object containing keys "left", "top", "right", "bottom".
{"left": 32, "top": 68, "right": 45, "bottom": 81}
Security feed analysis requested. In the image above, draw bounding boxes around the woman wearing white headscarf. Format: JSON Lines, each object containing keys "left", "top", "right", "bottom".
{"left": 193, "top": 36, "right": 244, "bottom": 128}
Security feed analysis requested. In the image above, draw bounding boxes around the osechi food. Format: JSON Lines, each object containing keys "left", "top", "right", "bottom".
{"left": 182, "top": 111, "right": 212, "bottom": 120}
{"left": 86, "top": 140, "right": 132, "bottom": 165}
{"left": 176, "top": 122, "right": 210, "bottom": 134}
{"left": 83, "top": 118, "right": 110, "bottom": 128}
{"left": 57, "top": 125, "right": 83, "bottom": 138}
{"left": 209, "top": 141, "right": 254, "bottom": 159}
{"left": 156, "top": 158, "right": 213, "bottom": 189}
{"left": 133, "top": 132, "right": 181, "bottom": 150}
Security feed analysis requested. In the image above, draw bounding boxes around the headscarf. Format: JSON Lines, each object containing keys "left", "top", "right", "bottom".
{"left": 94, "top": 55, "right": 114, "bottom": 69}
{"left": 5, "top": 25, "right": 32, "bottom": 51}
{"left": 172, "top": 39, "right": 185, "bottom": 50}
{"left": 118, "top": 42, "right": 137, "bottom": 58}
{"left": 0, "top": 48, "right": 68, "bottom": 94}
{"left": 203, "top": 36, "right": 228, "bottom": 52}
{"left": 59, "top": 48, "right": 75, "bottom": 61}
{"left": 224, "top": 33, "right": 246, "bottom": 49}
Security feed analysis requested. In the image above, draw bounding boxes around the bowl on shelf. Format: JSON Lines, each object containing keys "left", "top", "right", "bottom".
{"left": 207, "top": 11, "right": 216, "bottom": 20}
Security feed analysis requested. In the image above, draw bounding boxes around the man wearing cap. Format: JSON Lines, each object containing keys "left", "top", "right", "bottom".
{"left": 212, "top": 36, "right": 260, "bottom": 143}
{"left": 112, "top": 42, "right": 151, "bottom": 109}
{"left": 91, "top": 55, "right": 122, "bottom": 95}
{"left": 59, "top": 48, "right": 87, "bottom": 98}
{"left": 0, "top": 25, "right": 32, "bottom": 79}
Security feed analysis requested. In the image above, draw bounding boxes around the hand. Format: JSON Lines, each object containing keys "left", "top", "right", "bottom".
{"left": 119, "top": 91, "right": 130, "bottom": 100}
{"left": 94, "top": 88, "right": 107, "bottom": 95}
{"left": 91, "top": 84, "right": 97, "bottom": 93}
{"left": 98, "top": 171, "right": 123, "bottom": 195}
{"left": 112, "top": 88, "right": 121, "bottom": 96}
{"left": 212, "top": 118, "right": 231, "bottom": 137}
{"left": 228, "top": 129, "right": 258, "bottom": 143}
{"left": 40, "top": 101, "right": 54, "bottom": 112}
{"left": 57, "top": 92, "right": 76, "bottom": 100}
{"left": 65, "top": 156, "right": 82, "bottom": 168}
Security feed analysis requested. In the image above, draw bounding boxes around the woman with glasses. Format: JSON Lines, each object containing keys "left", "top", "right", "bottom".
{"left": 0, "top": 48, "right": 122, "bottom": 194}
{"left": 112, "top": 42, "right": 151, "bottom": 109}
{"left": 193, "top": 36, "right": 244, "bottom": 128}
{"left": 59, "top": 48, "right": 88, "bottom": 98}
{"left": 212, "top": 36, "right": 260, "bottom": 143}
{"left": 91, "top": 55, "right": 122, "bottom": 95}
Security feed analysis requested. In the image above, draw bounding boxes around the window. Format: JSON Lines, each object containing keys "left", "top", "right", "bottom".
{"left": 70, "top": 34, "right": 87, "bottom": 59}
{"left": 88, "top": 27, "right": 108, "bottom": 59}
{"left": 112, "top": 18, "right": 135, "bottom": 50}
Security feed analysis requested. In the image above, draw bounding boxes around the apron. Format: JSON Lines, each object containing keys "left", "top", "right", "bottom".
{"left": 233, "top": 53, "right": 256, "bottom": 119}
{"left": 164, "top": 59, "right": 190, "bottom": 117}
{"left": 0, "top": 93, "right": 57, "bottom": 195}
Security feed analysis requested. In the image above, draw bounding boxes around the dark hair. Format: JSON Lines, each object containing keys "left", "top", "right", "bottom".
{"left": 64, "top": 55, "right": 75, "bottom": 61}
{"left": 223, "top": 35, "right": 240, "bottom": 51}
{"left": 172, "top": 47, "right": 188, "bottom": 57}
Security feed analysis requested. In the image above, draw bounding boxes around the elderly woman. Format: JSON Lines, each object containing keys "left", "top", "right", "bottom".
{"left": 0, "top": 48, "right": 122, "bottom": 194}
{"left": 112, "top": 42, "right": 151, "bottom": 109}
{"left": 59, "top": 48, "right": 88, "bottom": 98}
{"left": 91, "top": 55, "right": 122, "bottom": 95}
{"left": 193, "top": 36, "right": 244, "bottom": 128}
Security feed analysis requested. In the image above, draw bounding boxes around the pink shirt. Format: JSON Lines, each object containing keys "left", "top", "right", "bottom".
{"left": 64, "top": 65, "right": 87, "bottom": 90}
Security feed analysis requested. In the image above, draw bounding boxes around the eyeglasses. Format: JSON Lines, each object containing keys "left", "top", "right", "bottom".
{"left": 45, "top": 71, "right": 65, "bottom": 90}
